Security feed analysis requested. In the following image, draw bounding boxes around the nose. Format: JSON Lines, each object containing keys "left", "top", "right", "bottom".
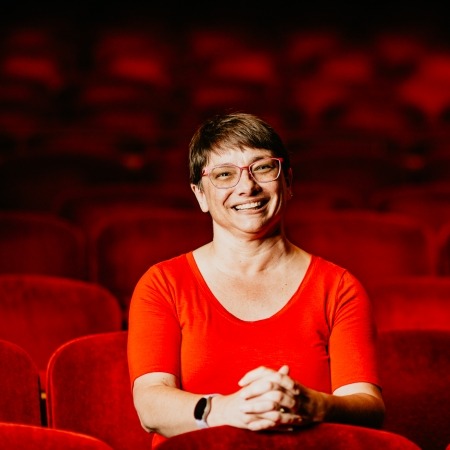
{"left": 236, "top": 167, "right": 258, "bottom": 190}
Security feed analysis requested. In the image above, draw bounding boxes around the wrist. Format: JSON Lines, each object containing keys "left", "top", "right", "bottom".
{"left": 194, "top": 394, "right": 218, "bottom": 429}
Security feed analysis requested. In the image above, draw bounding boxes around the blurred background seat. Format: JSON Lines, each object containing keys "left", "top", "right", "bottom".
{"left": 0, "top": 274, "right": 122, "bottom": 392}
{"left": 0, "top": 153, "right": 133, "bottom": 212}
{"left": 0, "top": 339, "right": 42, "bottom": 425}
{"left": 285, "top": 210, "right": 437, "bottom": 288}
{"left": 367, "top": 275, "right": 450, "bottom": 331}
{"left": 46, "top": 331, "right": 152, "bottom": 450}
{"left": 378, "top": 330, "right": 450, "bottom": 450}
{"left": 52, "top": 182, "right": 198, "bottom": 232}
{"left": 370, "top": 181, "right": 450, "bottom": 231}
{"left": 0, "top": 211, "right": 87, "bottom": 279}
{"left": 87, "top": 208, "right": 212, "bottom": 321}
{"left": 436, "top": 221, "right": 450, "bottom": 275}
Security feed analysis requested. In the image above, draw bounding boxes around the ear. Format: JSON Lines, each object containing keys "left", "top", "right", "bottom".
{"left": 191, "top": 184, "right": 210, "bottom": 213}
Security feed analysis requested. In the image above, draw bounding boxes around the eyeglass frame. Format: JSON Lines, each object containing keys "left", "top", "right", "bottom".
{"left": 201, "top": 157, "right": 284, "bottom": 189}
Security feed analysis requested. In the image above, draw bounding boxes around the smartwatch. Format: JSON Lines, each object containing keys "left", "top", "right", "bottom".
{"left": 193, "top": 395, "right": 216, "bottom": 429}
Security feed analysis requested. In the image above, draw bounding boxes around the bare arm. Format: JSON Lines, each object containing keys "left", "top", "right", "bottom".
{"left": 238, "top": 366, "right": 385, "bottom": 430}
{"left": 132, "top": 366, "right": 384, "bottom": 438}
{"left": 132, "top": 367, "right": 301, "bottom": 437}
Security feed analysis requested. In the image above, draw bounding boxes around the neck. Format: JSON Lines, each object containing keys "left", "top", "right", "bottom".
{"left": 207, "top": 230, "right": 294, "bottom": 276}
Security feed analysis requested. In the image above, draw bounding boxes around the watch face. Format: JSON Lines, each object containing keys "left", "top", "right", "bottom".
{"left": 194, "top": 397, "right": 208, "bottom": 420}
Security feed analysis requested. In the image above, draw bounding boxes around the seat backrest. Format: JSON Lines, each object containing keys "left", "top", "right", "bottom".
{"left": 89, "top": 208, "right": 212, "bottom": 317}
{"left": 53, "top": 182, "right": 199, "bottom": 231}
{"left": 0, "top": 339, "right": 41, "bottom": 425}
{"left": 367, "top": 275, "right": 450, "bottom": 331}
{"left": 0, "top": 153, "right": 131, "bottom": 211}
{"left": 437, "top": 221, "right": 450, "bottom": 275}
{"left": 0, "top": 211, "right": 87, "bottom": 279}
{"left": 156, "top": 423, "right": 421, "bottom": 450}
{"left": 285, "top": 210, "right": 437, "bottom": 288}
{"left": 378, "top": 330, "right": 450, "bottom": 450}
{"left": 46, "top": 331, "right": 152, "bottom": 450}
{"left": 0, "top": 423, "right": 114, "bottom": 450}
{"left": 371, "top": 183, "right": 450, "bottom": 231}
{"left": 0, "top": 274, "right": 123, "bottom": 391}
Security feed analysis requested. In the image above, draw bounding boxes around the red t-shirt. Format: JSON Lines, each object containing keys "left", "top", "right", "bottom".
{"left": 127, "top": 252, "right": 380, "bottom": 445}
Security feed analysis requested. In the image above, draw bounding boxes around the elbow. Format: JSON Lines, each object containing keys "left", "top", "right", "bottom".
{"left": 137, "top": 412, "right": 158, "bottom": 434}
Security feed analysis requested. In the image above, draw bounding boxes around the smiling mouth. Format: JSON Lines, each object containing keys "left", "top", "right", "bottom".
{"left": 233, "top": 201, "right": 264, "bottom": 211}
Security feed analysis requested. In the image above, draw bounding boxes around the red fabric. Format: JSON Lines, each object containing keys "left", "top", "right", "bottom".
{"left": 91, "top": 209, "right": 213, "bottom": 316}
{"left": 378, "top": 330, "right": 450, "bottom": 450}
{"left": 0, "top": 423, "right": 114, "bottom": 450}
{"left": 0, "top": 274, "right": 123, "bottom": 390}
{"left": 0, "top": 339, "right": 41, "bottom": 425}
{"left": 128, "top": 253, "right": 380, "bottom": 447}
{"left": 368, "top": 275, "right": 450, "bottom": 331}
{"left": 438, "top": 221, "right": 450, "bottom": 275}
{"left": 0, "top": 211, "right": 87, "bottom": 279}
{"left": 284, "top": 210, "right": 436, "bottom": 288}
{"left": 156, "top": 423, "right": 421, "bottom": 450}
{"left": 46, "top": 331, "right": 152, "bottom": 450}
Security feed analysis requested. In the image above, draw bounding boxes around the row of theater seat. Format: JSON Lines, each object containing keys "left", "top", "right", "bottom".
{"left": 1, "top": 270, "right": 450, "bottom": 388}
{"left": 1, "top": 329, "right": 449, "bottom": 450}
{"left": 2, "top": 206, "right": 450, "bottom": 315}
{"left": 3, "top": 24, "right": 450, "bottom": 166}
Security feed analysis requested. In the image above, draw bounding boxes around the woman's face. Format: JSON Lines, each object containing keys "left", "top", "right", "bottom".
{"left": 191, "top": 146, "right": 292, "bottom": 238}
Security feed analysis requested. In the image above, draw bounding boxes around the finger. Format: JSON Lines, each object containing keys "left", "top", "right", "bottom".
{"left": 278, "top": 365, "right": 290, "bottom": 375}
{"left": 238, "top": 366, "right": 276, "bottom": 387}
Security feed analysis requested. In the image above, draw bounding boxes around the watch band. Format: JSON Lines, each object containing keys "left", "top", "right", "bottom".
{"left": 194, "top": 395, "right": 216, "bottom": 429}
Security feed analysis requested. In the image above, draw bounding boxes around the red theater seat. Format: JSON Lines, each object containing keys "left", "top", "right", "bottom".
{"left": 378, "top": 330, "right": 450, "bottom": 450}
{"left": 285, "top": 210, "right": 437, "bottom": 288}
{"left": 0, "top": 339, "right": 41, "bottom": 425}
{"left": 0, "top": 423, "right": 114, "bottom": 450}
{"left": 0, "top": 212, "right": 87, "bottom": 279}
{"left": 436, "top": 220, "right": 450, "bottom": 275}
{"left": 367, "top": 275, "right": 450, "bottom": 331}
{"left": 89, "top": 208, "right": 212, "bottom": 320}
{"left": 156, "top": 423, "right": 421, "bottom": 450}
{"left": 371, "top": 182, "right": 450, "bottom": 231}
{"left": 0, "top": 274, "right": 122, "bottom": 391}
{"left": 46, "top": 331, "right": 152, "bottom": 450}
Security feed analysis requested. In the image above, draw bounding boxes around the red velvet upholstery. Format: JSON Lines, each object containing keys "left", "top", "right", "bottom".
{"left": 0, "top": 154, "right": 131, "bottom": 211}
{"left": 0, "top": 339, "right": 41, "bottom": 425}
{"left": 0, "top": 274, "right": 122, "bottom": 391}
{"left": 371, "top": 182, "right": 450, "bottom": 231}
{"left": 0, "top": 211, "right": 87, "bottom": 279}
{"left": 0, "top": 423, "right": 114, "bottom": 450}
{"left": 437, "top": 221, "right": 450, "bottom": 275}
{"left": 290, "top": 152, "right": 407, "bottom": 201}
{"left": 367, "top": 275, "right": 450, "bottom": 331}
{"left": 378, "top": 330, "right": 450, "bottom": 450}
{"left": 54, "top": 183, "right": 198, "bottom": 231}
{"left": 156, "top": 423, "right": 421, "bottom": 450}
{"left": 89, "top": 208, "right": 212, "bottom": 319}
{"left": 285, "top": 210, "right": 437, "bottom": 288}
{"left": 46, "top": 331, "right": 152, "bottom": 450}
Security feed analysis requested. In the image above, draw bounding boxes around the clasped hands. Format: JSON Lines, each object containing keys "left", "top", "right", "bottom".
{"left": 210, "top": 364, "right": 320, "bottom": 431}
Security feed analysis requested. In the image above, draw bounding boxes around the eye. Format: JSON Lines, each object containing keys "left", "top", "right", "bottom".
{"left": 212, "top": 167, "right": 235, "bottom": 179}
{"left": 253, "top": 160, "right": 276, "bottom": 173}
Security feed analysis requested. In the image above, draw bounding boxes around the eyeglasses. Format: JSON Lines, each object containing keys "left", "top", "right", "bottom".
{"left": 202, "top": 157, "right": 283, "bottom": 189}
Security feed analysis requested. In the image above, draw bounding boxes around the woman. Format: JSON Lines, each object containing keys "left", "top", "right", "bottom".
{"left": 127, "top": 113, "right": 385, "bottom": 447}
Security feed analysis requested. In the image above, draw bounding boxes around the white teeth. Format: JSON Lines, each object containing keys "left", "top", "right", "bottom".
{"left": 234, "top": 201, "right": 261, "bottom": 210}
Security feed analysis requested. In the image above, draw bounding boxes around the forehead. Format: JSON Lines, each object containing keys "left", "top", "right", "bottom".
{"left": 206, "top": 146, "right": 274, "bottom": 166}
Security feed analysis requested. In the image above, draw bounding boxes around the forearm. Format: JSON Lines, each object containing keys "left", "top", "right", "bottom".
{"left": 304, "top": 391, "right": 385, "bottom": 429}
{"left": 133, "top": 384, "right": 202, "bottom": 438}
